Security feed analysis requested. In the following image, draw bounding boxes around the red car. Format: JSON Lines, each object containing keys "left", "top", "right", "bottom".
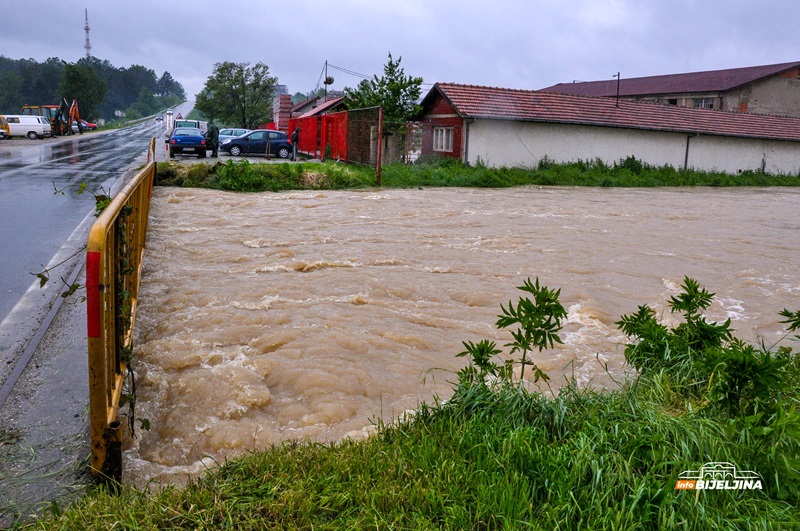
{"left": 80, "top": 119, "right": 97, "bottom": 130}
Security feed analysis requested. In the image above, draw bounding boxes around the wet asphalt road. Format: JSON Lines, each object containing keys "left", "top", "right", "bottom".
{"left": 0, "top": 118, "right": 165, "bottom": 525}
{"left": 0, "top": 119, "right": 168, "bottom": 388}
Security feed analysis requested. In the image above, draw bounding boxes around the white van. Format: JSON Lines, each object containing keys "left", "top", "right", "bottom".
{"left": 4, "top": 115, "right": 51, "bottom": 139}
{"left": 174, "top": 119, "right": 208, "bottom": 134}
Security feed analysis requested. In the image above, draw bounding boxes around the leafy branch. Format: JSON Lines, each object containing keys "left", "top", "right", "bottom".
{"left": 456, "top": 278, "right": 567, "bottom": 388}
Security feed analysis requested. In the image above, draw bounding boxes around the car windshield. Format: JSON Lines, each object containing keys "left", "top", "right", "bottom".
{"left": 174, "top": 128, "right": 202, "bottom": 136}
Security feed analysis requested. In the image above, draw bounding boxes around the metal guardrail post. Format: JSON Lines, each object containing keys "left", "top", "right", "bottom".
{"left": 86, "top": 138, "right": 156, "bottom": 480}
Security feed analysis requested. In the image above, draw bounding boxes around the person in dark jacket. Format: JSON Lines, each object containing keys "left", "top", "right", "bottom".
{"left": 207, "top": 121, "right": 220, "bottom": 157}
{"left": 291, "top": 127, "right": 300, "bottom": 161}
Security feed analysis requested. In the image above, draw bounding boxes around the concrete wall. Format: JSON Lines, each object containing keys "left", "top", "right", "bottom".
{"left": 466, "top": 119, "right": 800, "bottom": 175}
{"left": 722, "top": 67, "right": 800, "bottom": 116}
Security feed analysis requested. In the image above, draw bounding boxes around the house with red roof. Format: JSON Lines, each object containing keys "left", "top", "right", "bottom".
{"left": 540, "top": 62, "right": 800, "bottom": 116}
{"left": 291, "top": 92, "right": 346, "bottom": 118}
{"left": 294, "top": 96, "right": 346, "bottom": 119}
{"left": 415, "top": 82, "right": 800, "bottom": 175}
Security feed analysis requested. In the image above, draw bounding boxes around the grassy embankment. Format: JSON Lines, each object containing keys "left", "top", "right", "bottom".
{"left": 19, "top": 273, "right": 800, "bottom": 529}
{"left": 153, "top": 156, "right": 800, "bottom": 191}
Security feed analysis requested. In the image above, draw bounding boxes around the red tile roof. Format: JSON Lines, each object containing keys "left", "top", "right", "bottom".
{"left": 540, "top": 61, "right": 800, "bottom": 97}
{"left": 427, "top": 82, "right": 800, "bottom": 142}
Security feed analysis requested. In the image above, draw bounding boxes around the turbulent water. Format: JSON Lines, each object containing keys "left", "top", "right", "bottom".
{"left": 126, "top": 185, "right": 800, "bottom": 486}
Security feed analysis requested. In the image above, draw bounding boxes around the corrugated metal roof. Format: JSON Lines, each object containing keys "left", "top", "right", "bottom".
{"left": 297, "top": 96, "right": 345, "bottom": 119}
{"left": 540, "top": 61, "right": 800, "bottom": 97}
{"left": 427, "top": 83, "right": 800, "bottom": 142}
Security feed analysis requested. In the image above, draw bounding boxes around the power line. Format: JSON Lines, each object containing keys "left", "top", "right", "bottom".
{"left": 331, "top": 62, "right": 434, "bottom": 86}
{"left": 309, "top": 61, "right": 434, "bottom": 95}
{"left": 326, "top": 63, "right": 372, "bottom": 80}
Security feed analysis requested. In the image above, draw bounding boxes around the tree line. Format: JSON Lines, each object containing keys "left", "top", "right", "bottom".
{"left": 0, "top": 55, "right": 185, "bottom": 121}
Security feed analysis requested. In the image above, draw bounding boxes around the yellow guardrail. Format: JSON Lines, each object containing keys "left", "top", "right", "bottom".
{"left": 86, "top": 138, "right": 156, "bottom": 480}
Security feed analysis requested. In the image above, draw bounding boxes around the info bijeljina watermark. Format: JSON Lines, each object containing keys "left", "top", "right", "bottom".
{"left": 675, "top": 462, "right": 763, "bottom": 491}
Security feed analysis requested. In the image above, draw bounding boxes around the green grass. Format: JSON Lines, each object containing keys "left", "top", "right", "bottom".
{"left": 17, "top": 280, "right": 800, "bottom": 529}
{"left": 155, "top": 156, "right": 800, "bottom": 193}
{"left": 17, "top": 375, "right": 800, "bottom": 530}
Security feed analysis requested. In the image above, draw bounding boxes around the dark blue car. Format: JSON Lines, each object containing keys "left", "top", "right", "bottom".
{"left": 220, "top": 130, "right": 292, "bottom": 158}
{"left": 169, "top": 127, "right": 207, "bottom": 158}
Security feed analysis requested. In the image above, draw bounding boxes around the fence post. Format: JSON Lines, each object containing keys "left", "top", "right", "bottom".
{"left": 376, "top": 107, "right": 383, "bottom": 186}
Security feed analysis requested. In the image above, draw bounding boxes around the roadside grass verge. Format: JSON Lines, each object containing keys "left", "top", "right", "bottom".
{"left": 19, "top": 279, "right": 800, "bottom": 529}
{"left": 155, "top": 156, "right": 800, "bottom": 192}
{"left": 17, "top": 374, "right": 800, "bottom": 530}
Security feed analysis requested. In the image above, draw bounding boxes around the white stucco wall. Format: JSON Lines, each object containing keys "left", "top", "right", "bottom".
{"left": 466, "top": 119, "right": 800, "bottom": 175}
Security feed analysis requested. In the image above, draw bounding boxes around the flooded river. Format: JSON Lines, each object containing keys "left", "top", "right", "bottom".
{"left": 126, "top": 185, "right": 800, "bottom": 486}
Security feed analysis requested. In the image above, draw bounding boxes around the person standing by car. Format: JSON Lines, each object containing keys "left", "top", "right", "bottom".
{"left": 206, "top": 121, "right": 220, "bottom": 158}
{"left": 291, "top": 127, "right": 300, "bottom": 161}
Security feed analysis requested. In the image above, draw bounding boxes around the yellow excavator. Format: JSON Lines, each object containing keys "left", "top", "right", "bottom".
{"left": 21, "top": 98, "right": 82, "bottom": 137}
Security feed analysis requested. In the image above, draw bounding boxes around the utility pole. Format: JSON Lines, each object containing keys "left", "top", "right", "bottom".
{"left": 323, "top": 60, "right": 334, "bottom": 101}
{"left": 84, "top": 9, "right": 92, "bottom": 59}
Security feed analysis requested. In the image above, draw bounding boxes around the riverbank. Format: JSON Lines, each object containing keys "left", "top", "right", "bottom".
{"left": 154, "top": 156, "right": 800, "bottom": 191}
{"left": 19, "top": 278, "right": 800, "bottom": 529}
{"left": 7, "top": 159, "right": 800, "bottom": 527}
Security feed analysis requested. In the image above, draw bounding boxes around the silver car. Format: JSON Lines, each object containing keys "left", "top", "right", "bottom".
{"left": 218, "top": 128, "right": 251, "bottom": 144}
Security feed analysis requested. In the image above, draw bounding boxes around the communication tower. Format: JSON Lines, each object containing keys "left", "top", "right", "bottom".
{"left": 84, "top": 9, "right": 92, "bottom": 59}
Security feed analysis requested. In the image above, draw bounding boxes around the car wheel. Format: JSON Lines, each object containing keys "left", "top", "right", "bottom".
{"left": 169, "top": 148, "right": 175, "bottom": 158}
{"left": 27, "top": 131, "right": 38, "bottom": 140}
{"left": 277, "top": 146, "right": 290, "bottom": 159}
{"left": 229, "top": 145, "right": 242, "bottom": 156}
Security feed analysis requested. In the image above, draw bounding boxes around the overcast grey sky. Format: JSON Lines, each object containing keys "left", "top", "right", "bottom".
{"left": 2, "top": 1, "right": 798, "bottom": 101}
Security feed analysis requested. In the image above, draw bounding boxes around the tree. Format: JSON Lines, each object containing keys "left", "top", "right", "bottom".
{"left": 80, "top": 57, "right": 124, "bottom": 118}
{"left": 0, "top": 70, "right": 22, "bottom": 111}
{"left": 59, "top": 63, "right": 107, "bottom": 120}
{"left": 195, "top": 62, "right": 277, "bottom": 128}
{"left": 20, "top": 57, "right": 64, "bottom": 106}
{"left": 156, "top": 71, "right": 185, "bottom": 100}
{"left": 128, "top": 87, "right": 158, "bottom": 118}
{"left": 120, "top": 65, "right": 158, "bottom": 109}
{"left": 343, "top": 53, "right": 423, "bottom": 128}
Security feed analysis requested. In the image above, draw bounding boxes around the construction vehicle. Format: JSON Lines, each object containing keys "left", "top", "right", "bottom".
{"left": 22, "top": 98, "right": 82, "bottom": 137}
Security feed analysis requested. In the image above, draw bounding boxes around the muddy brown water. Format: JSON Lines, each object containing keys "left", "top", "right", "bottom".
{"left": 125, "top": 185, "right": 800, "bottom": 486}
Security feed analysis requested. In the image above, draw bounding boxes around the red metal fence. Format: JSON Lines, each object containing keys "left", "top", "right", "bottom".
{"left": 287, "top": 115, "right": 321, "bottom": 158}
{"left": 323, "top": 111, "right": 348, "bottom": 161}
{"left": 288, "top": 107, "right": 382, "bottom": 168}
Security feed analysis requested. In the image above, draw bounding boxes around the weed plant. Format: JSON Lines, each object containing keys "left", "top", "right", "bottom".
{"left": 155, "top": 156, "right": 800, "bottom": 193}
{"left": 20, "top": 278, "right": 800, "bottom": 529}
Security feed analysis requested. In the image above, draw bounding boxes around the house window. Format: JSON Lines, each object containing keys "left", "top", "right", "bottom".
{"left": 433, "top": 127, "right": 453, "bottom": 152}
{"left": 693, "top": 97, "right": 715, "bottom": 109}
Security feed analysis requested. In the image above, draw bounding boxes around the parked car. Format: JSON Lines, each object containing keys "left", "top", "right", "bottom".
{"left": 3, "top": 115, "right": 50, "bottom": 139}
{"left": 70, "top": 120, "right": 96, "bottom": 133}
{"left": 169, "top": 127, "right": 207, "bottom": 158}
{"left": 220, "top": 130, "right": 292, "bottom": 158}
{"left": 218, "top": 128, "right": 251, "bottom": 145}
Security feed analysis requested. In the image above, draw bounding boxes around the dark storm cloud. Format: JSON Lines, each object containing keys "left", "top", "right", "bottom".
{"left": 2, "top": 0, "right": 797, "bottom": 100}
